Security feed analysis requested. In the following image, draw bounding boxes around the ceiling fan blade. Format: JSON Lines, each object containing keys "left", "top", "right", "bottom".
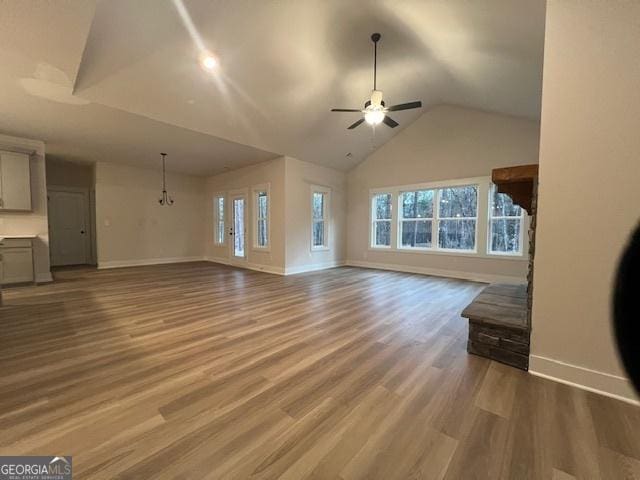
{"left": 348, "top": 118, "right": 365, "bottom": 130}
{"left": 383, "top": 116, "right": 399, "bottom": 128}
{"left": 387, "top": 101, "right": 422, "bottom": 112}
{"left": 331, "top": 108, "right": 362, "bottom": 112}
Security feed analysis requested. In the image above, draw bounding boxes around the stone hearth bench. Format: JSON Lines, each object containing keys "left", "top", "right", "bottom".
{"left": 461, "top": 283, "right": 529, "bottom": 370}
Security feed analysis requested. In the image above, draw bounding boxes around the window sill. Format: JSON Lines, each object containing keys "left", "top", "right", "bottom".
{"left": 487, "top": 251, "right": 524, "bottom": 258}
{"left": 252, "top": 246, "right": 271, "bottom": 253}
{"left": 367, "top": 246, "right": 527, "bottom": 261}
{"left": 311, "top": 247, "right": 330, "bottom": 252}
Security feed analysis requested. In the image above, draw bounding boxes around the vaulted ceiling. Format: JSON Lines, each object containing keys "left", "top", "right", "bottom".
{"left": 0, "top": 0, "right": 545, "bottom": 175}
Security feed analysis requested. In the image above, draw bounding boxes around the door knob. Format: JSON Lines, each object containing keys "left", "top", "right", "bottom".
{"left": 80, "top": 230, "right": 85, "bottom": 234}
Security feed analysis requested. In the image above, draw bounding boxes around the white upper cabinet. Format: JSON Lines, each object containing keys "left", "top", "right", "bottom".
{"left": 0, "top": 151, "right": 32, "bottom": 211}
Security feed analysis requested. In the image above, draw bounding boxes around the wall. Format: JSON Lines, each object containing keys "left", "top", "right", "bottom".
{"left": 46, "top": 158, "right": 94, "bottom": 188}
{"left": 204, "top": 157, "right": 286, "bottom": 273}
{"left": 95, "top": 162, "right": 206, "bottom": 268}
{"left": 284, "top": 156, "right": 347, "bottom": 274}
{"left": 204, "top": 156, "right": 346, "bottom": 275}
{"left": 530, "top": 1, "right": 640, "bottom": 403}
{"left": 46, "top": 158, "right": 97, "bottom": 264}
{"left": 0, "top": 133, "right": 51, "bottom": 282}
{"left": 346, "top": 105, "right": 540, "bottom": 283}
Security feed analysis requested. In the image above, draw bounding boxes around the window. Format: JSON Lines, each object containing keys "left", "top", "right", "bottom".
{"left": 399, "top": 189, "right": 434, "bottom": 248}
{"left": 488, "top": 184, "right": 524, "bottom": 255}
{"left": 371, "top": 193, "right": 392, "bottom": 247}
{"left": 370, "top": 178, "right": 518, "bottom": 258}
{"left": 253, "top": 187, "right": 269, "bottom": 249}
{"left": 311, "top": 186, "right": 330, "bottom": 250}
{"left": 437, "top": 185, "right": 478, "bottom": 251}
{"left": 213, "top": 195, "right": 225, "bottom": 245}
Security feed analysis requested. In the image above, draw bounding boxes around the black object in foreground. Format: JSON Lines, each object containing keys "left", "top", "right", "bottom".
{"left": 614, "top": 221, "right": 640, "bottom": 393}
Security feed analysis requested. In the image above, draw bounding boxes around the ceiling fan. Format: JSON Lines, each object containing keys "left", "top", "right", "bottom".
{"left": 331, "top": 33, "right": 422, "bottom": 130}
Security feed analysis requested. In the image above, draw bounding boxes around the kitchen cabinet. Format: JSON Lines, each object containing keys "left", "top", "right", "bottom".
{"left": 0, "top": 151, "right": 32, "bottom": 211}
{"left": 0, "top": 237, "right": 35, "bottom": 284}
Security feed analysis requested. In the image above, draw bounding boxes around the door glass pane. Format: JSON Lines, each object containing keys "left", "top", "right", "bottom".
{"left": 438, "top": 219, "right": 476, "bottom": 250}
{"left": 490, "top": 218, "right": 521, "bottom": 253}
{"left": 215, "top": 197, "right": 225, "bottom": 244}
{"left": 438, "top": 186, "right": 478, "bottom": 218}
{"left": 313, "top": 220, "right": 324, "bottom": 247}
{"left": 374, "top": 220, "right": 391, "bottom": 246}
{"left": 217, "top": 220, "right": 224, "bottom": 244}
{"left": 218, "top": 197, "right": 225, "bottom": 220}
{"left": 233, "top": 198, "right": 245, "bottom": 257}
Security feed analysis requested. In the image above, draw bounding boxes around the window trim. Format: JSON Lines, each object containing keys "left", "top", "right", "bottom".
{"left": 368, "top": 176, "right": 527, "bottom": 261}
{"left": 252, "top": 183, "right": 271, "bottom": 252}
{"left": 370, "top": 192, "right": 393, "bottom": 249}
{"left": 213, "top": 192, "right": 226, "bottom": 246}
{"left": 487, "top": 183, "right": 526, "bottom": 257}
{"left": 435, "top": 183, "right": 479, "bottom": 253}
{"left": 311, "top": 185, "right": 330, "bottom": 252}
{"left": 397, "top": 188, "right": 436, "bottom": 251}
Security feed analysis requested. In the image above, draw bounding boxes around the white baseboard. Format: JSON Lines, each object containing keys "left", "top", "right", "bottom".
{"left": 98, "top": 256, "right": 206, "bottom": 270}
{"left": 529, "top": 354, "right": 639, "bottom": 405}
{"left": 36, "top": 272, "right": 53, "bottom": 283}
{"left": 345, "top": 259, "right": 525, "bottom": 284}
{"left": 206, "top": 257, "right": 285, "bottom": 275}
{"left": 284, "top": 261, "right": 345, "bottom": 275}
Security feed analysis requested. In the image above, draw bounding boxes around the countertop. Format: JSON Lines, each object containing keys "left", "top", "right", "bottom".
{"left": 0, "top": 235, "right": 37, "bottom": 239}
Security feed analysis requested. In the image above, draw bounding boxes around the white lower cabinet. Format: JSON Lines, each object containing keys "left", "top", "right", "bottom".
{"left": 0, "top": 238, "right": 35, "bottom": 284}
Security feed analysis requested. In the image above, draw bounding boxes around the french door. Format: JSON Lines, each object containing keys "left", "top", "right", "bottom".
{"left": 229, "top": 193, "right": 247, "bottom": 264}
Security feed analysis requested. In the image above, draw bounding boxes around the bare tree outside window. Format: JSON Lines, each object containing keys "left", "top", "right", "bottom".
{"left": 255, "top": 191, "right": 268, "bottom": 248}
{"left": 489, "top": 184, "right": 523, "bottom": 254}
{"left": 312, "top": 188, "right": 329, "bottom": 249}
{"left": 372, "top": 193, "right": 392, "bottom": 247}
{"left": 214, "top": 196, "right": 225, "bottom": 245}
{"left": 399, "top": 189, "right": 434, "bottom": 248}
{"left": 437, "top": 185, "right": 478, "bottom": 250}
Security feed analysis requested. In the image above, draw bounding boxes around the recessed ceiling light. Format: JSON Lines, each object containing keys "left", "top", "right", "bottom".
{"left": 200, "top": 53, "right": 219, "bottom": 72}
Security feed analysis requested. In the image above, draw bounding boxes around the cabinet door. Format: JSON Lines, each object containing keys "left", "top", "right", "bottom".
{"left": 1, "top": 248, "right": 34, "bottom": 284}
{"left": 0, "top": 152, "right": 32, "bottom": 211}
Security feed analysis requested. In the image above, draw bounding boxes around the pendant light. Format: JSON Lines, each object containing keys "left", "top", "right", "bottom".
{"left": 158, "top": 152, "right": 174, "bottom": 206}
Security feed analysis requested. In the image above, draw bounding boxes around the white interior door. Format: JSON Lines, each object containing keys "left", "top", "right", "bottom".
{"left": 230, "top": 194, "right": 247, "bottom": 263}
{"left": 48, "top": 190, "right": 89, "bottom": 266}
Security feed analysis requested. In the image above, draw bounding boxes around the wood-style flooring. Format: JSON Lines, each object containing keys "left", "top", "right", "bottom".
{"left": 1, "top": 262, "right": 639, "bottom": 479}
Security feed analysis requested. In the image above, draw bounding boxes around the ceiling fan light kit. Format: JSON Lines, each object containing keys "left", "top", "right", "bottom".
{"left": 331, "top": 33, "right": 423, "bottom": 130}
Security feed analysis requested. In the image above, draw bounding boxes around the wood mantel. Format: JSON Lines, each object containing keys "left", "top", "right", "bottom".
{"left": 491, "top": 164, "right": 539, "bottom": 214}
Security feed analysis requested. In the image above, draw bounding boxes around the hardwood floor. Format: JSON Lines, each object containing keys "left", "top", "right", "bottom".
{"left": 1, "top": 262, "right": 639, "bottom": 479}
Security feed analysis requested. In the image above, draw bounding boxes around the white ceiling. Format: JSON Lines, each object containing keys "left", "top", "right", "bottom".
{"left": 0, "top": 0, "right": 545, "bottom": 175}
